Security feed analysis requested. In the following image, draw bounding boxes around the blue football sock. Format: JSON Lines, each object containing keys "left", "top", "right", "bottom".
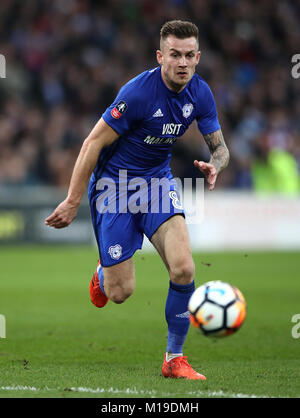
{"left": 165, "top": 280, "right": 195, "bottom": 354}
{"left": 97, "top": 264, "right": 106, "bottom": 296}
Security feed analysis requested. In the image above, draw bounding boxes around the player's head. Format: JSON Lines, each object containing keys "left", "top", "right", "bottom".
{"left": 157, "top": 20, "right": 201, "bottom": 93}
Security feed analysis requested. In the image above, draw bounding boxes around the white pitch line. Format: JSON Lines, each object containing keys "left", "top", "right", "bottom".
{"left": 0, "top": 385, "right": 273, "bottom": 398}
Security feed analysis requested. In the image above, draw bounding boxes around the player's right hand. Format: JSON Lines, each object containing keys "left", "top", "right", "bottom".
{"left": 45, "top": 199, "right": 78, "bottom": 229}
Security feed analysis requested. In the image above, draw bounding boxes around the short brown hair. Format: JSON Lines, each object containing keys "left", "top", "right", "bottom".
{"left": 160, "top": 20, "right": 199, "bottom": 47}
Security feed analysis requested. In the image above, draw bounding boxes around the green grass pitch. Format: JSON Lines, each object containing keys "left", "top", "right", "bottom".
{"left": 0, "top": 246, "right": 300, "bottom": 398}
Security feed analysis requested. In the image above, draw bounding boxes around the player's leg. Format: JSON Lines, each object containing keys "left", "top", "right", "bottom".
{"left": 103, "top": 258, "right": 135, "bottom": 304}
{"left": 151, "top": 214, "right": 194, "bottom": 284}
{"left": 151, "top": 214, "right": 195, "bottom": 355}
{"left": 150, "top": 214, "right": 206, "bottom": 380}
{"left": 88, "top": 190, "right": 143, "bottom": 308}
{"left": 90, "top": 257, "right": 135, "bottom": 306}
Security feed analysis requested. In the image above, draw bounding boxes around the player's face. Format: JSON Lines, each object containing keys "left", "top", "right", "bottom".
{"left": 157, "top": 35, "right": 201, "bottom": 93}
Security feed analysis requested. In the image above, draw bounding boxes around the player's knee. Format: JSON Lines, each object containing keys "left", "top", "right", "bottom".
{"left": 110, "top": 292, "right": 131, "bottom": 304}
{"left": 109, "top": 284, "right": 134, "bottom": 304}
{"left": 169, "top": 259, "right": 195, "bottom": 285}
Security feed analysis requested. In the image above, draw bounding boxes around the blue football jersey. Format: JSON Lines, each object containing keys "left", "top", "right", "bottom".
{"left": 92, "top": 66, "right": 220, "bottom": 181}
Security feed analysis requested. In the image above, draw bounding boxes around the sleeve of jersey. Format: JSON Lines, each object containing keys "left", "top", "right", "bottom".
{"left": 102, "top": 81, "right": 142, "bottom": 136}
{"left": 196, "top": 82, "right": 221, "bottom": 135}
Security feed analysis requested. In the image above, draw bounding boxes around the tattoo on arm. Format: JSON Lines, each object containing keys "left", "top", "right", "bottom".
{"left": 203, "top": 129, "right": 230, "bottom": 173}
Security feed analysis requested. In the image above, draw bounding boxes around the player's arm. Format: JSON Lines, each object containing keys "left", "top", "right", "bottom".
{"left": 194, "top": 128, "right": 230, "bottom": 191}
{"left": 45, "top": 118, "right": 119, "bottom": 229}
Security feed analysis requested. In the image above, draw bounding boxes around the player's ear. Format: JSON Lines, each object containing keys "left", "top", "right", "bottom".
{"left": 156, "top": 50, "right": 163, "bottom": 65}
{"left": 196, "top": 50, "right": 201, "bottom": 65}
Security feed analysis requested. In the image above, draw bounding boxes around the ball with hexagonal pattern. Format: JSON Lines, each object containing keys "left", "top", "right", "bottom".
{"left": 188, "top": 280, "right": 246, "bottom": 337}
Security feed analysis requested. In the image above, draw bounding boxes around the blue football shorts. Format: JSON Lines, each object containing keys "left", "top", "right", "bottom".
{"left": 88, "top": 174, "right": 185, "bottom": 267}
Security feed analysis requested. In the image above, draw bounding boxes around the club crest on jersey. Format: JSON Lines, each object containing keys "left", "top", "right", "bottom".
{"left": 108, "top": 244, "right": 122, "bottom": 260}
{"left": 111, "top": 100, "right": 128, "bottom": 119}
{"left": 182, "top": 103, "right": 193, "bottom": 118}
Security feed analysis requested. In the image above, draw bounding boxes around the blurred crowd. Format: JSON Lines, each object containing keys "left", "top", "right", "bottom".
{"left": 0, "top": 0, "right": 299, "bottom": 193}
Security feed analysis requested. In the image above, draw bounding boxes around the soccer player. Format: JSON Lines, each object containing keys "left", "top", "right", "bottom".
{"left": 45, "top": 20, "right": 229, "bottom": 380}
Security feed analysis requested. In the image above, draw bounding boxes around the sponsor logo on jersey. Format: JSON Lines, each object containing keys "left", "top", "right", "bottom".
{"left": 153, "top": 108, "right": 164, "bottom": 117}
{"left": 182, "top": 103, "right": 193, "bottom": 118}
{"left": 144, "top": 135, "right": 177, "bottom": 145}
{"left": 162, "top": 123, "right": 182, "bottom": 135}
{"left": 111, "top": 100, "right": 128, "bottom": 119}
{"left": 108, "top": 244, "right": 122, "bottom": 260}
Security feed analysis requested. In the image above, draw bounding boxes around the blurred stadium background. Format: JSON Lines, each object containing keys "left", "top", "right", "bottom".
{"left": 0, "top": 0, "right": 299, "bottom": 250}
{"left": 1, "top": 0, "right": 300, "bottom": 400}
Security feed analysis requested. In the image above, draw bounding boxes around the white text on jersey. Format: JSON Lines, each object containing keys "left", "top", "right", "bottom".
{"left": 144, "top": 135, "right": 177, "bottom": 145}
{"left": 162, "top": 123, "right": 182, "bottom": 135}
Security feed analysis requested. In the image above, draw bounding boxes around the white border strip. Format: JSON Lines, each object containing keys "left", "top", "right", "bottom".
{"left": 0, "top": 385, "right": 272, "bottom": 398}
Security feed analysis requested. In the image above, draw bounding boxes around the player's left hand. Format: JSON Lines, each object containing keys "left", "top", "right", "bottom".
{"left": 194, "top": 160, "right": 217, "bottom": 191}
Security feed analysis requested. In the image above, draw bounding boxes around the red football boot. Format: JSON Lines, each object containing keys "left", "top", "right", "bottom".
{"left": 162, "top": 354, "right": 206, "bottom": 380}
{"left": 89, "top": 262, "right": 109, "bottom": 308}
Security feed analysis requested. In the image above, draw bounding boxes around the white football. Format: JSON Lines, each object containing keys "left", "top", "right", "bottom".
{"left": 188, "top": 280, "right": 246, "bottom": 337}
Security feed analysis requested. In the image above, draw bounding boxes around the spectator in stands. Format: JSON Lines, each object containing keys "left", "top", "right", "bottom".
{"left": 0, "top": 0, "right": 299, "bottom": 191}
